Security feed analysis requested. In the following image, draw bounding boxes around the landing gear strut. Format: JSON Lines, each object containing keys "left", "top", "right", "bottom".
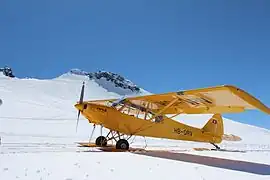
{"left": 94, "top": 129, "right": 132, "bottom": 150}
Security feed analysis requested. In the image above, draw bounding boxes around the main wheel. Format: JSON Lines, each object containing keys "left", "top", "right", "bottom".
{"left": 116, "top": 139, "right": 129, "bottom": 150}
{"left": 95, "top": 136, "right": 107, "bottom": 146}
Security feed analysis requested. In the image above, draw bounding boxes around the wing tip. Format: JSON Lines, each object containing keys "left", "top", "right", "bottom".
{"left": 223, "top": 84, "right": 270, "bottom": 115}
{"left": 222, "top": 84, "right": 239, "bottom": 90}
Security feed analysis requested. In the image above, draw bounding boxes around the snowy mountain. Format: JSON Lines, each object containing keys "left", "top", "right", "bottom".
{"left": 67, "top": 68, "right": 149, "bottom": 95}
{"left": 0, "top": 69, "right": 270, "bottom": 180}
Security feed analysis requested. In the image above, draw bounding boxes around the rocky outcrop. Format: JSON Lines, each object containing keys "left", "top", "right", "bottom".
{"left": 0, "top": 66, "right": 15, "bottom": 78}
{"left": 70, "top": 69, "right": 141, "bottom": 93}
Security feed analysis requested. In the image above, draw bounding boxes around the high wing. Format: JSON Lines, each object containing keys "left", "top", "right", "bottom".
{"left": 116, "top": 85, "right": 270, "bottom": 115}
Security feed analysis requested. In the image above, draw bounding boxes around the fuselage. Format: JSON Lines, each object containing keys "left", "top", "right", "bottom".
{"left": 75, "top": 103, "right": 222, "bottom": 143}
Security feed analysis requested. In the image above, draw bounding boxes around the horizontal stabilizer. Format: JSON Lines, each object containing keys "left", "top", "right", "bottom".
{"left": 222, "top": 134, "right": 242, "bottom": 141}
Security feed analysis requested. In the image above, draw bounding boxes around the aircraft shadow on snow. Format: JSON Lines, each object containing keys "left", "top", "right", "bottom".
{"left": 132, "top": 151, "right": 270, "bottom": 175}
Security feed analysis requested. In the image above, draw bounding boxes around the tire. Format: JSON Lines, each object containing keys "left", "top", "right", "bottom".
{"left": 95, "top": 136, "right": 107, "bottom": 146}
{"left": 116, "top": 139, "right": 129, "bottom": 150}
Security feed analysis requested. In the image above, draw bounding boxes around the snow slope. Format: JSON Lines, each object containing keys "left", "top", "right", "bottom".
{"left": 0, "top": 72, "right": 270, "bottom": 180}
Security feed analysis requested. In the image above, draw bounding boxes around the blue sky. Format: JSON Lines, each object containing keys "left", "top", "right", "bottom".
{"left": 1, "top": 0, "right": 270, "bottom": 129}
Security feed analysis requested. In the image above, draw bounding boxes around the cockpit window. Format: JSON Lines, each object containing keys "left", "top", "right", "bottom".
{"left": 114, "top": 100, "right": 164, "bottom": 123}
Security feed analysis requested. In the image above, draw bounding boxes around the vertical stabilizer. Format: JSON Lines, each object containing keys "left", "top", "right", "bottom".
{"left": 202, "top": 114, "right": 224, "bottom": 138}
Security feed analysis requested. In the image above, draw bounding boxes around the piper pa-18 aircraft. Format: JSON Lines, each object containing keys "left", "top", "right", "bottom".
{"left": 74, "top": 83, "right": 270, "bottom": 151}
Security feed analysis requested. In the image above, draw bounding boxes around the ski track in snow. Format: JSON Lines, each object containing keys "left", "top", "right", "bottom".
{"left": 0, "top": 73, "right": 270, "bottom": 180}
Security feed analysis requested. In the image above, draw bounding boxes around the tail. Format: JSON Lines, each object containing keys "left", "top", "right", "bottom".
{"left": 202, "top": 114, "right": 224, "bottom": 143}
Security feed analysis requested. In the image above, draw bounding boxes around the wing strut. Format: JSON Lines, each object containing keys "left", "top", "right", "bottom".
{"left": 149, "top": 98, "right": 179, "bottom": 121}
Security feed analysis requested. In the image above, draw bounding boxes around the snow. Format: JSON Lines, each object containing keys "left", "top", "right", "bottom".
{"left": 0, "top": 72, "right": 270, "bottom": 180}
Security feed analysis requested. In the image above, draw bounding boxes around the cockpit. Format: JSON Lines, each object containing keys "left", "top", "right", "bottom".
{"left": 109, "top": 98, "right": 164, "bottom": 123}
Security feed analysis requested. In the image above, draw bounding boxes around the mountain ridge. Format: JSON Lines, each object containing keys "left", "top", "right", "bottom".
{"left": 0, "top": 66, "right": 150, "bottom": 96}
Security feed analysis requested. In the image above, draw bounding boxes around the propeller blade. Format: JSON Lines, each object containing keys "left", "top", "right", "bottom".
{"left": 79, "top": 81, "right": 85, "bottom": 103}
{"left": 76, "top": 81, "right": 85, "bottom": 132}
{"left": 76, "top": 110, "right": 80, "bottom": 132}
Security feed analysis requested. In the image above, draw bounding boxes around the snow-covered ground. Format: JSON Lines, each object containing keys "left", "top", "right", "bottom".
{"left": 0, "top": 72, "right": 270, "bottom": 180}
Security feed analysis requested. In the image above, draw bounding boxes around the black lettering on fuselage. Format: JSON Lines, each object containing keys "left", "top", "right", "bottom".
{"left": 96, "top": 107, "right": 107, "bottom": 113}
{"left": 173, "top": 128, "right": 193, "bottom": 136}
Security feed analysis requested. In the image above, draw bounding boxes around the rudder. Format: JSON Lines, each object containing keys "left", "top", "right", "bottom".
{"left": 202, "top": 114, "right": 224, "bottom": 138}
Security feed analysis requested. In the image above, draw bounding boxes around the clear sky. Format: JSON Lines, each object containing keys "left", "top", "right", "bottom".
{"left": 1, "top": 0, "right": 270, "bottom": 129}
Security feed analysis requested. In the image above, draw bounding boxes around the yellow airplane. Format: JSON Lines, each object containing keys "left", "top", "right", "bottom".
{"left": 74, "top": 83, "right": 270, "bottom": 150}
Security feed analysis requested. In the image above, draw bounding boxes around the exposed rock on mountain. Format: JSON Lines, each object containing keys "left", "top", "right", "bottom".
{"left": 0, "top": 66, "right": 15, "bottom": 78}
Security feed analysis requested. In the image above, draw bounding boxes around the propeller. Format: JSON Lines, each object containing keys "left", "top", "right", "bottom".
{"left": 76, "top": 81, "right": 85, "bottom": 132}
